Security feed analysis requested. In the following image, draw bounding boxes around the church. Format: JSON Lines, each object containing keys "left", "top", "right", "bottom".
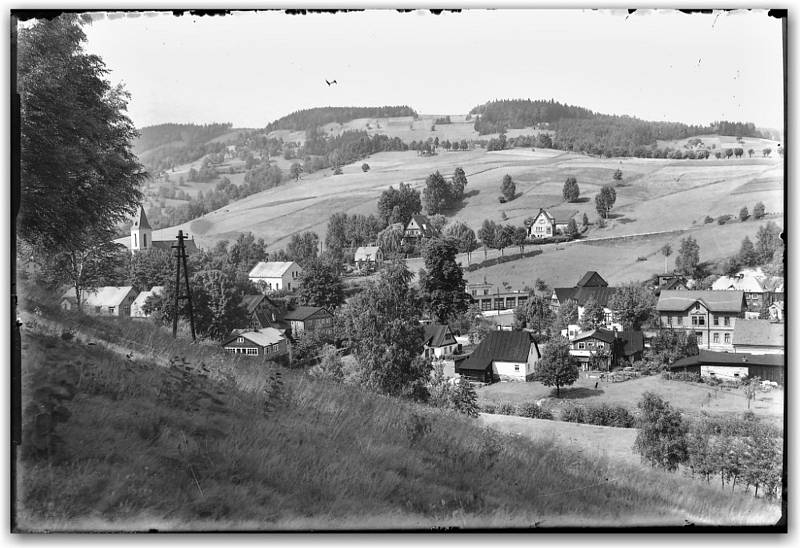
{"left": 118, "top": 206, "right": 198, "bottom": 255}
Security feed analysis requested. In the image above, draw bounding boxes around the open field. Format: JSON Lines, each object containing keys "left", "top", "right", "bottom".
{"left": 15, "top": 289, "right": 782, "bottom": 529}
{"left": 476, "top": 374, "right": 784, "bottom": 427}
{"left": 145, "top": 142, "right": 782, "bottom": 288}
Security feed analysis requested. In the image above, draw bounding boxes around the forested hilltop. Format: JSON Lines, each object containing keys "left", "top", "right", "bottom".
{"left": 471, "top": 99, "right": 766, "bottom": 157}
{"left": 265, "top": 105, "right": 418, "bottom": 132}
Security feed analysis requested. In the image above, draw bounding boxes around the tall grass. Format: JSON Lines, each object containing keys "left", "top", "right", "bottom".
{"left": 14, "top": 291, "right": 782, "bottom": 530}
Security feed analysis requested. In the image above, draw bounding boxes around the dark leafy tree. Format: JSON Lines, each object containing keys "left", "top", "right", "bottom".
{"left": 660, "top": 243, "right": 672, "bottom": 273}
{"left": 298, "top": 258, "right": 344, "bottom": 310}
{"left": 565, "top": 218, "right": 579, "bottom": 237}
{"left": 422, "top": 171, "right": 451, "bottom": 215}
{"left": 377, "top": 183, "right": 421, "bottom": 226}
{"left": 674, "top": 236, "right": 700, "bottom": 277}
{"left": 739, "top": 206, "right": 749, "bottom": 222}
{"left": 18, "top": 15, "right": 146, "bottom": 253}
{"left": 515, "top": 294, "right": 554, "bottom": 334}
{"left": 533, "top": 336, "right": 579, "bottom": 397}
{"left": 127, "top": 247, "right": 173, "bottom": 293}
{"left": 752, "top": 201, "right": 766, "bottom": 220}
{"left": 738, "top": 236, "right": 757, "bottom": 267}
{"left": 562, "top": 177, "right": 580, "bottom": 202}
{"left": 762, "top": 148, "right": 771, "bottom": 158}
{"left": 553, "top": 299, "right": 579, "bottom": 330}
{"left": 582, "top": 212, "right": 589, "bottom": 227}
{"left": 512, "top": 226, "right": 528, "bottom": 253}
{"left": 613, "top": 169, "right": 623, "bottom": 181}
{"left": 608, "top": 282, "right": 656, "bottom": 330}
{"left": 634, "top": 392, "right": 688, "bottom": 472}
{"left": 444, "top": 221, "right": 478, "bottom": 261}
{"left": 286, "top": 231, "right": 320, "bottom": 267}
{"left": 418, "top": 238, "right": 470, "bottom": 323}
{"left": 579, "top": 298, "right": 606, "bottom": 330}
{"left": 361, "top": 163, "right": 370, "bottom": 172}
{"left": 477, "top": 219, "right": 498, "bottom": 251}
{"left": 754, "top": 221, "right": 782, "bottom": 264}
{"left": 289, "top": 162, "right": 303, "bottom": 181}
{"left": 595, "top": 185, "right": 617, "bottom": 218}
{"left": 501, "top": 174, "right": 516, "bottom": 202}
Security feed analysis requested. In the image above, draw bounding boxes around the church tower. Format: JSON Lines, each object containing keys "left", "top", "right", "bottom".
{"left": 130, "top": 205, "right": 152, "bottom": 254}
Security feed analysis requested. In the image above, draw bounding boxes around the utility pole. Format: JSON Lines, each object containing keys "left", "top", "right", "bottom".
{"left": 172, "top": 230, "right": 196, "bottom": 341}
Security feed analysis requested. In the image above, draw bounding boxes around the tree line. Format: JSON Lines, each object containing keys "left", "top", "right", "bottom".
{"left": 265, "top": 105, "right": 418, "bottom": 132}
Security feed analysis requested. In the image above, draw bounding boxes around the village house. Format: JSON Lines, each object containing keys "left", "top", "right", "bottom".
{"left": 732, "top": 319, "right": 784, "bottom": 355}
{"left": 61, "top": 286, "right": 138, "bottom": 317}
{"left": 240, "top": 294, "right": 288, "bottom": 333}
{"left": 465, "top": 281, "right": 529, "bottom": 312}
{"left": 551, "top": 271, "right": 621, "bottom": 330}
{"left": 283, "top": 306, "right": 335, "bottom": 338}
{"left": 130, "top": 286, "right": 164, "bottom": 318}
{"left": 527, "top": 208, "right": 573, "bottom": 239}
{"left": 402, "top": 214, "right": 433, "bottom": 244}
{"left": 568, "top": 328, "right": 644, "bottom": 371}
{"left": 248, "top": 261, "right": 303, "bottom": 293}
{"left": 221, "top": 327, "right": 287, "bottom": 358}
{"left": 119, "top": 205, "right": 198, "bottom": 255}
{"left": 711, "top": 267, "right": 784, "bottom": 312}
{"left": 668, "top": 350, "right": 784, "bottom": 385}
{"left": 354, "top": 245, "right": 383, "bottom": 269}
{"left": 456, "top": 331, "right": 541, "bottom": 383}
{"left": 422, "top": 324, "right": 460, "bottom": 359}
{"left": 656, "top": 290, "right": 746, "bottom": 351}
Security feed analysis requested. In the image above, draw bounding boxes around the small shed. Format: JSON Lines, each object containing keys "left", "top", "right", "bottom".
{"left": 354, "top": 246, "right": 383, "bottom": 267}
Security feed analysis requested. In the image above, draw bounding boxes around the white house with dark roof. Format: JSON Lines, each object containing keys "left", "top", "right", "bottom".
{"left": 455, "top": 331, "right": 541, "bottom": 383}
{"left": 248, "top": 261, "right": 303, "bottom": 293}
{"left": 732, "top": 319, "right": 784, "bottom": 355}
{"left": 402, "top": 214, "right": 433, "bottom": 243}
{"left": 61, "top": 286, "right": 138, "bottom": 317}
{"left": 656, "top": 290, "right": 746, "bottom": 351}
{"left": 422, "top": 324, "right": 459, "bottom": 359}
{"left": 527, "top": 208, "right": 574, "bottom": 239}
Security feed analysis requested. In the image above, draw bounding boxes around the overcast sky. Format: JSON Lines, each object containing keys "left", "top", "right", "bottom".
{"left": 78, "top": 9, "right": 784, "bottom": 130}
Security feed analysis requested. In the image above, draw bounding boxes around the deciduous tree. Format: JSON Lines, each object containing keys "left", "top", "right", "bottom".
{"left": 298, "top": 258, "right": 344, "bottom": 310}
{"left": 595, "top": 185, "right": 617, "bottom": 218}
{"left": 562, "top": 177, "right": 580, "bottom": 202}
{"left": 533, "top": 336, "right": 579, "bottom": 397}
{"left": 418, "top": 238, "right": 470, "bottom": 323}
{"left": 501, "top": 174, "right": 516, "bottom": 202}
{"left": 674, "top": 236, "right": 700, "bottom": 277}
{"left": 608, "top": 282, "right": 656, "bottom": 330}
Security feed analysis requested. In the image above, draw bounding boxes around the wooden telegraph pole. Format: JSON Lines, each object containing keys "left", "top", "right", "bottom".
{"left": 172, "top": 230, "right": 196, "bottom": 341}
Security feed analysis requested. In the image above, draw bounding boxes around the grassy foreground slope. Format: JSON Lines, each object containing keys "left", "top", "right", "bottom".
{"left": 15, "top": 291, "right": 781, "bottom": 530}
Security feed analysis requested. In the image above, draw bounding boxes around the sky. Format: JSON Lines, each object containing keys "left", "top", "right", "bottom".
{"left": 74, "top": 9, "right": 785, "bottom": 130}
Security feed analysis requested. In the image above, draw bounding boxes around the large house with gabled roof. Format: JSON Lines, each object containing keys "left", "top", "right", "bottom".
{"left": 402, "top": 214, "right": 433, "bottom": 244}
{"left": 656, "top": 290, "right": 746, "bottom": 351}
{"left": 248, "top": 261, "right": 303, "bottom": 293}
{"left": 456, "top": 331, "right": 541, "bottom": 383}
{"left": 422, "top": 323, "right": 459, "bottom": 359}
{"left": 527, "top": 208, "right": 574, "bottom": 239}
{"left": 283, "top": 306, "right": 334, "bottom": 338}
{"left": 61, "top": 286, "right": 138, "bottom": 317}
{"left": 551, "top": 271, "right": 621, "bottom": 330}
{"left": 568, "top": 328, "right": 644, "bottom": 370}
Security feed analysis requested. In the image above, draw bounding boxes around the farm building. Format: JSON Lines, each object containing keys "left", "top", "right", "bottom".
{"left": 466, "top": 282, "right": 529, "bottom": 312}
{"left": 221, "top": 328, "right": 287, "bottom": 358}
{"left": 354, "top": 246, "right": 383, "bottom": 267}
{"left": 120, "top": 205, "right": 198, "bottom": 255}
{"left": 283, "top": 306, "right": 334, "bottom": 338}
{"left": 711, "top": 267, "right": 784, "bottom": 311}
{"left": 551, "top": 271, "right": 621, "bottom": 330}
{"left": 732, "top": 319, "right": 784, "bottom": 355}
{"left": 422, "top": 324, "right": 460, "bottom": 359}
{"left": 568, "top": 328, "right": 644, "bottom": 371}
{"left": 668, "top": 350, "right": 784, "bottom": 385}
{"left": 402, "top": 214, "right": 433, "bottom": 244}
{"left": 526, "top": 208, "right": 573, "bottom": 239}
{"left": 248, "top": 261, "right": 303, "bottom": 293}
{"left": 61, "top": 286, "right": 138, "bottom": 317}
{"left": 456, "top": 330, "right": 541, "bottom": 383}
{"left": 656, "top": 290, "right": 746, "bottom": 351}
{"left": 130, "top": 286, "right": 164, "bottom": 318}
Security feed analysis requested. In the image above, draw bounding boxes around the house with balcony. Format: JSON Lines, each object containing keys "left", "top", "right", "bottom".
{"left": 568, "top": 328, "right": 644, "bottom": 371}
{"left": 655, "top": 290, "right": 746, "bottom": 351}
{"left": 402, "top": 214, "right": 433, "bottom": 245}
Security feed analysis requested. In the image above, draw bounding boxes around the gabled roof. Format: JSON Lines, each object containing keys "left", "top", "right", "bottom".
{"left": 354, "top": 246, "right": 382, "bottom": 261}
{"left": 423, "top": 324, "right": 456, "bottom": 348}
{"left": 458, "top": 331, "right": 537, "bottom": 371}
{"left": 241, "top": 294, "right": 265, "bottom": 314}
{"left": 656, "top": 290, "right": 746, "bottom": 313}
{"left": 733, "top": 320, "right": 784, "bottom": 348}
{"left": 283, "top": 306, "right": 333, "bottom": 321}
{"left": 132, "top": 205, "right": 151, "bottom": 230}
{"left": 249, "top": 261, "right": 298, "bottom": 278}
{"left": 406, "top": 215, "right": 432, "bottom": 236}
{"left": 661, "top": 278, "right": 688, "bottom": 291}
{"left": 547, "top": 207, "right": 577, "bottom": 225}
{"left": 573, "top": 328, "right": 616, "bottom": 345}
{"left": 222, "top": 327, "right": 285, "bottom": 348}
{"left": 62, "top": 286, "right": 136, "bottom": 308}
{"left": 554, "top": 286, "right": 617, "bottom": 308}
{"left": 576, "top": 271, "right": 608, "bottom": 288}
{"left": 131, "top": 286, "right": 164, "bottom": 308}
{"left": 670, "top": 350, "right": 784, "bottom": 369}
{"left": 572, "top": 328, "right": 644, "bottom": 356}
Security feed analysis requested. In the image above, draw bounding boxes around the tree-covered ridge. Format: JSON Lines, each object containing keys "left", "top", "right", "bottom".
{"left": 470, "top": 99, "right": 595, "bottom": 134}
{"left": 265, "top": 105, "right": 418, "bottom": 132}
{"left": 133, "top": 123, "right": 234, "bottom": 154}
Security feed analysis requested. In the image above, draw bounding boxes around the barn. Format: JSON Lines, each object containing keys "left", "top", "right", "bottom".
{"left": 668, "top": 350, "right": 784, "bottom": 385}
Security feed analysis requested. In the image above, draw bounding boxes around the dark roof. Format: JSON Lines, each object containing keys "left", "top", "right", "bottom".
{"left": 661, "top": 278, "right": 688, "bottom": 291}
{"left": 458, "top": 331, "right": 536, "bottom": 372}
{"left": 132, "top": 205, "right": 151, "bottom": 230}
{"left": 733, "top": 320, "right": 784, "bottom": 348}
{"left": 573, "top": 328, "right": 616, "bottom": 345}
{"left": 670, "top": 350, "right": 784, "bottom": 369}
{"left": 283, "top": 306, "right": 333, "bottom": 321}
{"left": 407, "top": 214, "right": 432, "bottom": 237}
{"left": 572, "top": 328, "right": 644, "bottom": 357}
{"left": 576, "top": 271, "right": 608, "bottom": 288}
{"left": 554, "top": 286, "right": 617, "bottom": 307}
{"left": 241, "top": 294, "right": 265, "bottom": 314}
{"left": 656, "top": 290, "right": 746, "bottom": 313}
{"left": 423, "top": 324, "right": 456, "bottom": 348}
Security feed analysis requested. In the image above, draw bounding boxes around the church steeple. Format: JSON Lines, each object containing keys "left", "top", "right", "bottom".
{"left": 130, "top": 205, "right": 152, "bottom": 253}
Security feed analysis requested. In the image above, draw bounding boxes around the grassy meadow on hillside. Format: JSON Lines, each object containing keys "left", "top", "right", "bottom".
{"left": 146, "top": 142, "right": 782, "bottom": 288}
{"left": 15, "top": 291, "right": 782, "bottom": 530}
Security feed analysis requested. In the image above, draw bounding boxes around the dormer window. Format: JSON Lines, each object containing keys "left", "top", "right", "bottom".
{"left": 237, "top": 337, "right": 244, "bottom": 343}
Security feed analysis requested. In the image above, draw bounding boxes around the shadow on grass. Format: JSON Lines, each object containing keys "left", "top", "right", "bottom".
{"left": 551, "top": 387, "right": 604, "bottom": 399}
{"left": 617, "top": 217, "right": 636, "bottom": 224}
{"left": 464, "top": 189, "right": 480, "bottom": 199}
{"left": 569, "top": 197, "right": 591, "bottom": 204}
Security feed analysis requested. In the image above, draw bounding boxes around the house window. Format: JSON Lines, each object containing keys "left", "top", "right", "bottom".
{"left": 123, "top": 306, "right": 130, "bottom": 315}
{"left": 695, "top": 331, "right": 703, "bottom": 343}
{"left": 724, "top": 333, "right": 730, "bottom": 344}
{"left": 724, "top": 317, "right": 730, "bottom": 326}
{"left": 246, "top": 348, "right": 259, "bottom": 356}
{"left": 713, "top": 333, "right": 719, "bottom": 344}
{"left": 691, "top": 315, "right": 705, "bottom": 326}
{"left": 578, "top": 342, "right": 585, "bottom": 349}
{"left": 237, "top": 337, "right": 244, "bottom": 343}
{"left": 108, "top": 307, "right": 115, "bottom": 314}
{"left": 676, "top": 316, "right": 683, "bottom": 326}
{"left": 143, "top": 233, "right": 147, "bottom": 247}
{"left": 588, "top": 341, "right": 595, "bottom": 348}
{"left": 514, "top": 364, "right": 520, "bottom": 371}
{"left": 713, "top": 316, "right": 719, "bottom": 326}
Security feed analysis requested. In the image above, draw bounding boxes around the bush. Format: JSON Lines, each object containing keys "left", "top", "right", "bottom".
{"left": 498, "top": 196, "right": 507, "bottom": 204}
{"left": 481, "top": 403, "right": 496, "bottom": 414}
{"left": 717, "top": 214, "right": 733, "bottom": 225}
{"left": 662, "top": 371, "right": 701, "bottom": 383}
{"left": 517, "top": 402, "right": 554, "bottom": 420}
{"left": 561, "top": 403, "right": 585, "bottom": 423}
{"left": 496, "top": 402, "right": 516, "bottom": 415}
{"left": 633, "top": 392, "right": 688, "bottom": 471}
{"left": 704, "top": 215, "right": 714, "bottom": 224}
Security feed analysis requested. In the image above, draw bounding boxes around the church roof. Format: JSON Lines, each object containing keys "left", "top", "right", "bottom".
{"left": 132, "top": 206, "right": 151, "bottom": 230}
